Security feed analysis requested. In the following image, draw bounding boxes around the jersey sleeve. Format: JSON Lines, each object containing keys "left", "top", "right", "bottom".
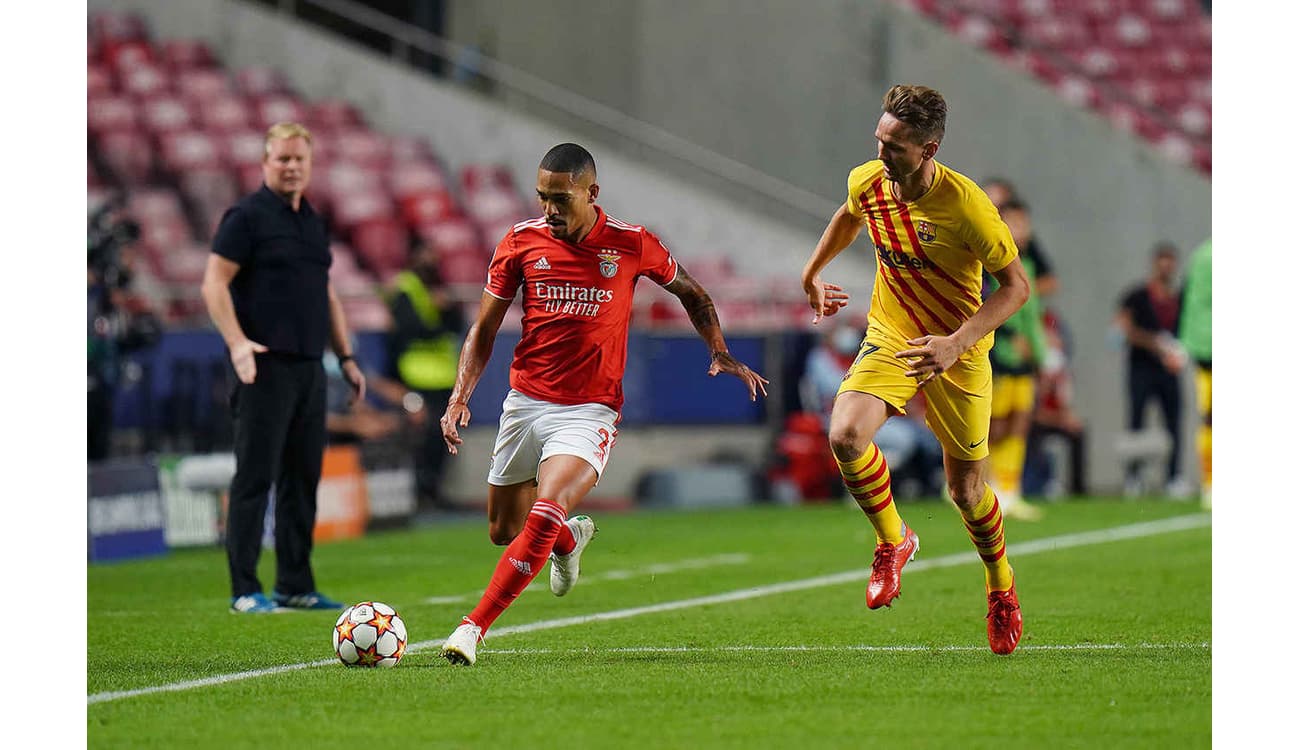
{"left": 211, "top": 204, "right": 253, "bottom": 265}
{"left": 638, "top": 229, "right": 679, "bottom": 286}
{"left": 844, "top": 164, "right": 869, "bottom": 220}
{"left": 960, "top": 187, "right": 1018, "bottom": 273}
{"left": 485, "top": 229, "right": 522, "bottom": 300}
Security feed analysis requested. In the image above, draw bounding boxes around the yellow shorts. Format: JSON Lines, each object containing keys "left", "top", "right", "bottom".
{"left": 1196, "top": 366, "right": 1212, "bottom": 424}
{"left": 838, "top": 332, "right": 993, "bottom": 461}
{"left": 990, "top": 374, "right": 1036, "bottom": 418}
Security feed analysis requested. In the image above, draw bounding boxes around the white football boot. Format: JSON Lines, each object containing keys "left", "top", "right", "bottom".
{"left": 549, "top": 515, "right": 597, "bottom": 597}
{"left": 440, "top": 620, "right": 483, "bottom": 666}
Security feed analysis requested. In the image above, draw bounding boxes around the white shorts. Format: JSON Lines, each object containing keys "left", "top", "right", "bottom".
{"left": 487, "top": 389, "right": 620, "bottom": 486}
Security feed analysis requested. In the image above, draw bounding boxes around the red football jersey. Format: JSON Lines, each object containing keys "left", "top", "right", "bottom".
{"left": 485, "top": 207, "right": 679, "bottom": 411}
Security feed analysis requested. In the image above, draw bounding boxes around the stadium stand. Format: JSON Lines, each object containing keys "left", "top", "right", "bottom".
{"left": 893, "top": 0, "right": 1211, "bottom": 174}
{"left": 87, "top": 8, "right": 816, "bottom": 333}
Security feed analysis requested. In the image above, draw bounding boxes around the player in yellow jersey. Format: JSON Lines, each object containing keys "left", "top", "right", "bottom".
{"left": 800, "top": 85, "right": 1032, "bottom": 655}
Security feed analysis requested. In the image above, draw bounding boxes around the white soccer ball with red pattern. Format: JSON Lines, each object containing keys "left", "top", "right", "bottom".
{"left": 333, "top": 601, "right": 408, "bottom": 667}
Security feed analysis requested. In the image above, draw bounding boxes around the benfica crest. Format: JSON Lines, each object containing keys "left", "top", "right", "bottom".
{"left": 597, "top": 251, "right": 621, "bottom": 279}
{"left": 916, "top": 221, "right": 937, "bottom": 243}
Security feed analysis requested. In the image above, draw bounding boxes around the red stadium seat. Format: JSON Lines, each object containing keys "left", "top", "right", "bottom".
{"left": 330, "top": 191, "right": 396, "bottom": 231}
{"left": 235, "top": 66, "right": 292, "bottom": 97}
{"left": 119, "top": 63, "right": 170, "bottom": 97}
{"left": 96, "top": 130, "right": 154, "bottom": 186}
{"left": 388, "top": 135, "right": 437, "bottom": 164}
{"left": 198, "top": 96, "right": 253, "bottom": 132}
{"left": 309, "top": 99, "right": 365, "bottom": 130}
{"left": 390, "top": 161, "right": 450, "bottom": 199}
{"left": 1022, "top": 17, "right": 1091, "bottom": 50}
{"left": 1099, "top": 97, "right": 1164, "bottom": 140}
{"left": 236, "top": 164, "right": 265, "bottom": 193}
{"left": 437, "top": 249, "right": 490, "bottom": 286}
{"left": 319, "top": 162, "right": 384, "bottom": 199}
{"left": 350, "top": 218, "right": 409, "bottom": 275}
{"left": 225, "top": 129, "right": 267, "bottom": 167}
{"left": 88, "top": 95, "right": 138, "bottom": 135}
{"left": 159, "top": 131, "right": 222, "bottom": 173}
{"left": 332, "top": 130, "right": 392, "bottom": 168}
{"left": 176, "top": 69, "right": 234, "bottom": 102}
{"left": 416, "top": 218, "right": 484, "bottom": 256}
{"left": 1053, "top": 75, "right": 1099, "bottom": 109}
{"left": 1096, "top": 15, "right": 1154, "bottom": 48}
{"left": 159, "top": 39, "right": 216, "bottom": 71}
{"left": 88, "top": 64, "right": 114, "bottom": 97}
{"left": 399, "top": 189, "right": 460, "bottom": 227}
{"left": 464, "top": 186, "right": 525, "bottom": 224}
{"left": 138, "top": 96, "right": 194, "bottom": 135}
{"left": 103, "top": 39, "right": 155, "bottom": 73}
{"left": 341, "top": 298, "right": 391, "bottom": 332}
{"left": 460, "top": 163, "right": 514, "bottom": 193}
{"left": 253, "top": 94, "right": 307, "bottom": 130}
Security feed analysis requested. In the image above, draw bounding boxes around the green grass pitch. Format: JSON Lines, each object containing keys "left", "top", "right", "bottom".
{"left": 87, "top": 499, "right": 1210, "bottom": 749}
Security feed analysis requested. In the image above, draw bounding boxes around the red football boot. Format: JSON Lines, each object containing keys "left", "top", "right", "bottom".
{"left": 865, "top": 524, "right": 919, "bottom": 609}
{"left": 986, "top": 583, "right": 1023, "bottom": 655}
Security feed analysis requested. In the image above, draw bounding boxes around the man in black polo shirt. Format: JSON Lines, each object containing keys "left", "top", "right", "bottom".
{"left": 1114, "top": 242, "right": 1188, "bottom": 497}
{"left": 201, "top": 122, "right": 365, "bottom": 613}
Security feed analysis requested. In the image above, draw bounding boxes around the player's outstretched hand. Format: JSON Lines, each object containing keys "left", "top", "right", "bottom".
{"left": 440, "top": 400, "right": 472, "bottom": 455}
{"left": 804, "top": 277, "right": 850, "bottom": 325}
{"left": 708, "top": 352, "right": 770, "bottom": 401}
{"left": 896, "top": 334, "right": 962, "bottom": 386}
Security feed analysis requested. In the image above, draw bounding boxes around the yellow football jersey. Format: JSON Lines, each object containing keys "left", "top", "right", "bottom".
{"left": 845, "top": 159, "right": 1018, "bottom": 354}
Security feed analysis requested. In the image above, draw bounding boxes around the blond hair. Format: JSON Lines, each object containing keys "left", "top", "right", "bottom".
{"left": 264, "top": 122, "right": 313, "bottom": 156}
{"left": 881, "top": 85, "right": 947, "bottom": 144}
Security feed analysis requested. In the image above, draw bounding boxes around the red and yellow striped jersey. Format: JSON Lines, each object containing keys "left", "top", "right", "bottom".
{"left": 846, "top": 159, "right": 1017, "bottom": 354}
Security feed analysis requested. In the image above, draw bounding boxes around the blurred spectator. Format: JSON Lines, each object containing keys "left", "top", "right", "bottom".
{"left": 1025, "top": 308, "right": 1088, "bottom": 497}
{"left": 1113, "top": 242, "right": 1188, "bottom": 497}
{"left": 788, "top": 322, "right": 942, "bottom": 501}
{"left": 798, "top": 321, "right": 862, "bottom": 428}
{"left": 323, "top": 349, "right": 405, "bottom": 445}
{"left": 1178, "top": 237, "right": 1212, "bottom": 509}
{"left": 981, "top": 177, "right": 1059, "bottom": 298}
{"left": 87, "top": 195, "right": 161, "bottom": 460}
{"left": 984, "top": 199, "right": 1047, "bottom": 520}
{"left": 385, "top": 239, "right": 465, "bottom": 510}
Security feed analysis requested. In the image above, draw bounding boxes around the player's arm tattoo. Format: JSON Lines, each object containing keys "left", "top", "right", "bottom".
{"left": 665, "top": 268, "right": 721, "bottom": 336}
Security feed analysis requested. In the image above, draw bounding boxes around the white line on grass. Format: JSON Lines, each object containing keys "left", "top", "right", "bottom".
{"left": 88, "top": 513, "right": 1209, "bottom": 705}
{"left": 423, "top": 553, "right": 753, "bottom": 604}
{"left": 480, "top": 642, "right": 1211, "bottom": 655}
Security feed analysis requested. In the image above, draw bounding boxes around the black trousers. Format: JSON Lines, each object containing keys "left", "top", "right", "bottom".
{"left": 1126, "top": 364, "right": 1183, "bottom": 483}
{"left": 226, "top": 354, "right": 326, "bottom": 598}
{"left": 415, "top": 388, "right": 453, "bottom": 508}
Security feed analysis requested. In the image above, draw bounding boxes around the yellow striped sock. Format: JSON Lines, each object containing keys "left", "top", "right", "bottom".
{"left": 958, "top": 485, "right": 1014, "bottom": 591}
{"left": 836, "top": 443, "right": 904, "bottom": 544}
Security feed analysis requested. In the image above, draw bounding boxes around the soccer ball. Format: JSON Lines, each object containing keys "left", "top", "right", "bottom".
{"left": 333, "top": 601, "right": 408, "bottom": 667}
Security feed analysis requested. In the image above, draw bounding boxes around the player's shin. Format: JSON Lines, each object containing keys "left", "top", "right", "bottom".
{"left": 959, "top": 485, "right": 1014, "bottom": 591}
{"left": 466, "top": 498, "right": 568, "bottom": 633}
{"left": 837, "top": 443, "right": 905, "bottom": 544}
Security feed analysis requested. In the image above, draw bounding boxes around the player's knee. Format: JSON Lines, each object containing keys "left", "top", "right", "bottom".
{"left": 947, "top": 478, "right": 984, "bottom": 510}
{"left": 827, "top": 424, "right": 868, "bottom": 461}
{"left": 488, "top": 522, "right": 521, "bottom": 546}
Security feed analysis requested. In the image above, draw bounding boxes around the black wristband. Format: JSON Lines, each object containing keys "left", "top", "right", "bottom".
{"left": 339, "top": 354, "right": 356, "bottom": 364}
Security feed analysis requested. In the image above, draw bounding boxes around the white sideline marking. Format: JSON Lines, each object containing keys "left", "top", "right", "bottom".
{"left": 88, "top": 514, "right": 1209, "bottom": 705}
{"left": 481, "top": 642, "right": 1210, "bottom": 655}
{"left": 423, "top": 552, "right": 752, "bottom": 604}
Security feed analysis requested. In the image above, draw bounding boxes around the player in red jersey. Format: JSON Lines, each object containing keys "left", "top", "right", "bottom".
{"left": 439, "top": 143, "right": 768, "bottom": 665}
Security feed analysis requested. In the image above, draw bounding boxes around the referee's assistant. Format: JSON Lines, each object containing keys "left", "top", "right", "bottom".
{"left": 201, "top": 122, "right": 365, "bottom": 614}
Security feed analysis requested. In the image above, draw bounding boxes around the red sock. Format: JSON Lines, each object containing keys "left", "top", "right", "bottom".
{"left": 467, "top": 499, "right": 567, "bottom": 633}
{"left": 552, "top": 518, "right": 576, "bottom": 556}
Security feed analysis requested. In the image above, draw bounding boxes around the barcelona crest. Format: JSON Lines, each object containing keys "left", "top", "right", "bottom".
{"left": 916, "top": 221, "right": 937, "bottom": 243}
{"left": 597, "top": 251, "right": 621, "bottom": 279}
